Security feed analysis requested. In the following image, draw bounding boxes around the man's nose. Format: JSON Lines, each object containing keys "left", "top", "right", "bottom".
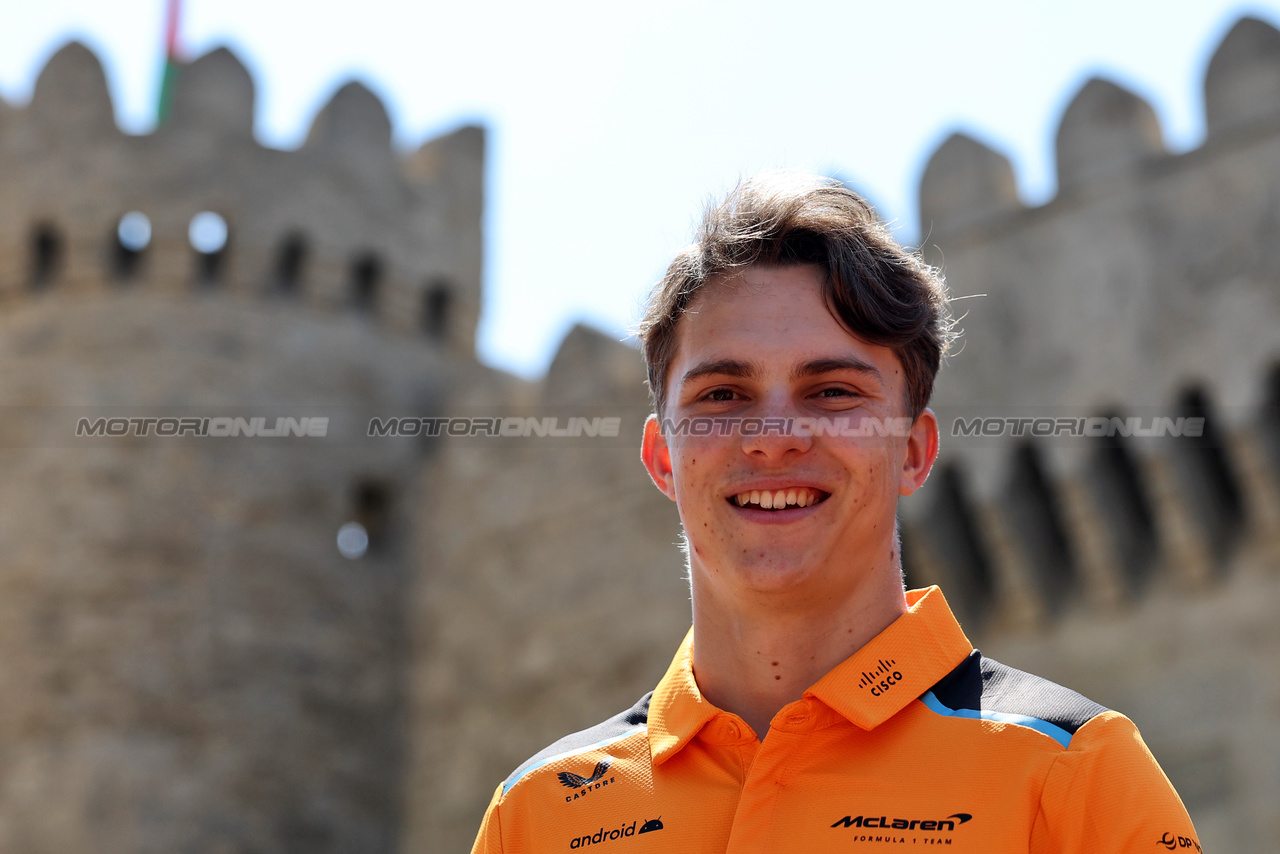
{"left": 739, "top": 397, "right": 813, "bottom": 459}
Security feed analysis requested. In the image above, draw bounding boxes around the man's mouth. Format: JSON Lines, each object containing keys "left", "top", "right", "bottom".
{"left": 729, "top": 487, "right": 829, "bottom": 510}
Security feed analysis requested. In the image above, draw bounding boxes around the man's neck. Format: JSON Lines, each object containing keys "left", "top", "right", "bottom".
{"left": 688, "top": 566, "right": 908, "bottom": 739}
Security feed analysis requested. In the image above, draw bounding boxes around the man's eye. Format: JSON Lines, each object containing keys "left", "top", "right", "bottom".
{"left": 705, "top": 388, "right": 736, "bottom": 402}
{"left": 817, "top": 387, "right": 857, "bottom": 399}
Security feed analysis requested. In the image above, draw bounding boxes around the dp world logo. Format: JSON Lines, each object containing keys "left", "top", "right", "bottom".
{"left": 1159, "top": 832, "right": 1202, "bottom": 852}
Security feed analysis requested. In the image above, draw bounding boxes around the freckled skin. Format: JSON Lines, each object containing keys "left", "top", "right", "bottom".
{"left": 644, "top": 267, "right": 931, "bottom": 604}
{"left": 640, "top": 264, "right": 939, "bottom": 737}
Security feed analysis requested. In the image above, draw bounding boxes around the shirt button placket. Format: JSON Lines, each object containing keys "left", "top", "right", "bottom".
{"left": 724, "top": 726, "right": 800, "bottom": 853}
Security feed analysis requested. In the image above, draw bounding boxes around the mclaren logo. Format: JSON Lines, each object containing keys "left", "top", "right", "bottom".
{"left": 832, "top": 812, "right": 973, "bottom": 832}
{"left": 559, "top": 759, "right": 616, "bottom": 802}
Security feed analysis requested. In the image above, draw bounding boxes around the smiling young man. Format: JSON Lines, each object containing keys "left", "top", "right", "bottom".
{"left": 471, "top": 173, "right": 1199, "bottom": 853}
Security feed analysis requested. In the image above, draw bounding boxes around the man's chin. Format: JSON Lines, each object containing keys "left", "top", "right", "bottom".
{"left": 695, "top": 552, "right": 826, "bottom": 595}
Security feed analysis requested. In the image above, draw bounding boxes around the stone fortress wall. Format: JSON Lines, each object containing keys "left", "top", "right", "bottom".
{"left": 0, "top": 39, "right": 494, "bottom": 854}
{"left": 419, "top": 17, "right": 1280, "bottom": 853}
{"left": 898, "top": 17, "right": 1280, "bottom": 850}
{"left": 0, "top": 15, "right": 1277, "bottom": 854}
{"left": 0, "top": 42, "right": 484, "bottom": 354}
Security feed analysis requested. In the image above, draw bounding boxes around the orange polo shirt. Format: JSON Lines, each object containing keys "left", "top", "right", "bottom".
{"left": 472, "top": 587, "right": 1199, "bottom": 853}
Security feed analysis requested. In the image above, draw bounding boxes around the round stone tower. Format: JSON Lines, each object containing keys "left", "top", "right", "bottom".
{"left": 0, "top": 41, "right": 486, "bottom": 853}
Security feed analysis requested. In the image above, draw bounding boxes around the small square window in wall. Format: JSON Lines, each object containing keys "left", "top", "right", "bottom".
{"left": 1263, "top": 364, "right": 1280, "bottom": 481}
{"left": 114, "top": 211, "right": 151, "bottom": 281}
{"left": 422, "top": 279, "right": 452, "bottom": 340}
{"left": 350, "top": 253, "right": 381, "bottom": 312}
{"left": 189, "top": 211, "right": 229, "bottom": 285}
{"left": 274, "top": 232, "right": 308, "bottom": 295}
{"left": 337, "top": 479, "right": 394, "bottom": 559}
{"left": 29, "top": 223, "right": 63, "bottom": 289}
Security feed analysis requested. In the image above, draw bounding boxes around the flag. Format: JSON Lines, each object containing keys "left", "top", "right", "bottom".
{"left": 156, "top": 0, "right": 182, "bottom": 125}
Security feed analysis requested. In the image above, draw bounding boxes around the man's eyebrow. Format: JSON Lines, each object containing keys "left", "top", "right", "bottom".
{"left": 791, "top": 357, "right": 883, "bottom": 383}
{"left": 679, "top": 358, "right": 762, "bottom": 388}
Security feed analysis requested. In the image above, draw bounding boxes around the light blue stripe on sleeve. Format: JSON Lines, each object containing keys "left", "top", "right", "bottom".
{"left": 920, "top": 691, "right": 1074, "bottom": 749}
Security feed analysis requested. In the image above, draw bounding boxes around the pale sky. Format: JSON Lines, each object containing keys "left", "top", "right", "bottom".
{"left": 2, "top": 1, "right": 1276, "bottom": 377}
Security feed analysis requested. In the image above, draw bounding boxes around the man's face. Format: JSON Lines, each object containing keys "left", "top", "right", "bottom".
{"left": 641, "top": 264, "right": 938, "bottom": 608}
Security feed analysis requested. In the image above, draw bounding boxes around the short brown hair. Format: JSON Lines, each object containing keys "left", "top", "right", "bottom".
{"left": 637, "top": 172, "right": 954, "bottom": 420}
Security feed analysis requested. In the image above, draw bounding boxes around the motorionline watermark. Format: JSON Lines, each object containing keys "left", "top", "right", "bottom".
{"left": 366, "top": 416, "right": 901, "bottom": 439}
{"left": 367, "top": 416, "right": 622, "bottom": 438}
{"left": 950, "top": 415, "right": 1205, "bottom": 439}
{"left": 70, "top": 414, "right": 626, "bottom": 441}
{"left": 69, "top": 412, "right": 1210, "bottom": 442}
{"left": 658, "top": 416, "right": 918, "bottom": 437}
{"left": 76, "top": 416, "right": 329, "bottom": 438}
{"left": 654, "top": 414, "right": 1208, "bottom": 440}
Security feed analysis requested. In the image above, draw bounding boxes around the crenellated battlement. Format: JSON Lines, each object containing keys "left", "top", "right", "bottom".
{"left": 0, "top": 41, "right": 484, "bottom": 356}
{"left": 1, "top": 17, "right": 1276, "bottom": 854}
{"left": 920, "top": 17, "right": 1280, "bottom": 237}
{"left": 896, "top": 17, "right": 1280, "bottom": 674}
{"left": 911, "top": 16, "right": 1280, "bottom": 478}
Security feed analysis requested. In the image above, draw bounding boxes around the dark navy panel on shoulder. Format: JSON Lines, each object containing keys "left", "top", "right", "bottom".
{"left": 502, "top": 692, "right": 651, "bottom": 794}
{"left": 926, "top": 651, "right": 1107, "bottom": 744}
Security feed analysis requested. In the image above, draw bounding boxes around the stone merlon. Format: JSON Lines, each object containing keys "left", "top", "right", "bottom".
{"left": 1055, "top": 77, "right": 1165, "bottom": 193}
{"left": 168, "top": 46, "right": 256, "bottom": 137}
{"left": 918, "top": 131, "right": 1021, "bottom": 237}
{"left": 30, "top": 41, "right": 114, "bottom": 132}
{"left": 305, "top": 80, "right": 394, "bottom": 155}
{"left": 1205, "top": 16, "right": 1280, "bottom": 139}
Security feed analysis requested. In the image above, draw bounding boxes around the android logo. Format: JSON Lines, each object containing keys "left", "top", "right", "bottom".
{"left": 638, "top": 818, "right": 663, "bottom": 834}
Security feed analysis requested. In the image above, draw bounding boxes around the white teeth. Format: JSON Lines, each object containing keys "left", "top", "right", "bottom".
{"left": 732, "top": 488, "right": 824, "bottom": 509}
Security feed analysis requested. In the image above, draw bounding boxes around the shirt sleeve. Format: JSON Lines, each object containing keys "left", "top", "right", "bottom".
{"left": 1030, "top": 711, "right": 1201, "bottom": 853}
{"left": 470, "top": 782, "right": 505, "bottom": 854}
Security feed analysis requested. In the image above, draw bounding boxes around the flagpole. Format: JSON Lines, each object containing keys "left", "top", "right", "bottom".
{"left": 157, "top": 0, "right": 182, "bottom": 125}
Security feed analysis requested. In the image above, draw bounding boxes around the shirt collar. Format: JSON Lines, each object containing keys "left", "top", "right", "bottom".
{"left": 647, "top": 586, "right": 972, "bottom": 764}
{"left": 805, "top": 586, "right": 973, "bottom": 730}
{"left": 647, "top": 627, "right": 716, "bottom": 765}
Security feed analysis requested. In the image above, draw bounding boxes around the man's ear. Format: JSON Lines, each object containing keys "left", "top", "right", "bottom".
{"left": 899, "top": 408, "right": 940, "bottom": 496}
{"left": 641, "top": 414, "right": 677, "bottom": 501}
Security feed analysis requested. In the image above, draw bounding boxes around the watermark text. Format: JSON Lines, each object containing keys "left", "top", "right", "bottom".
{"left": 950, "top": 415, "right": 1204, "bottom": 439}
{"left": 76, "top": 416, "right": 329, "bottom": 438}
